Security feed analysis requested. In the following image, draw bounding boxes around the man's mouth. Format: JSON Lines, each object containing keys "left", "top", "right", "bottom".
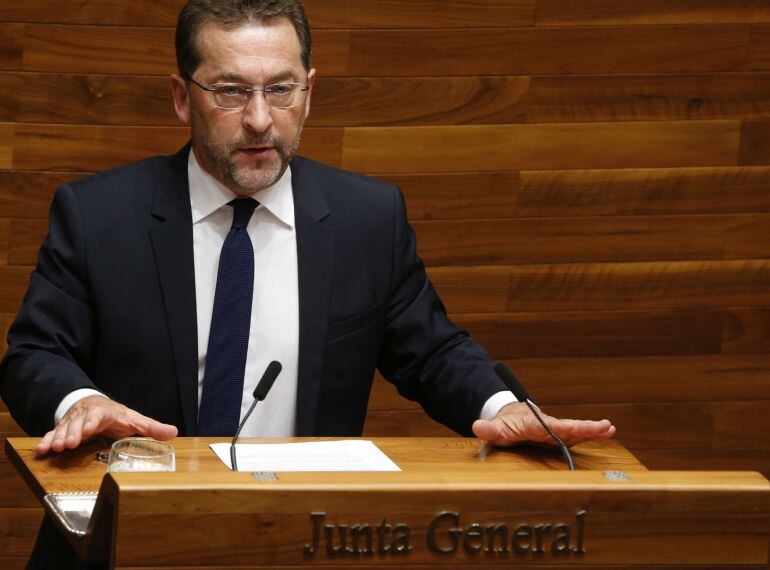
{"left": 236, "top": 146, "right": 275, "bottom": 157}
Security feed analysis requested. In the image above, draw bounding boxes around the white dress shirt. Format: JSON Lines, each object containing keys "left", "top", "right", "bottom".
{"left": 55, "top": 150, "right": 514, "bottom": 431}
{"left": 188, "top": 150, "right": 299, "bottom": 437}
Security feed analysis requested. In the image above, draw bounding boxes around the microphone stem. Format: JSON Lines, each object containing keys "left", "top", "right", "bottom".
{"left": 524, "top": 399, "right": 575, "bottom": 471}
{"left": 230, "top": 399, "right": 259, "bottom": 472}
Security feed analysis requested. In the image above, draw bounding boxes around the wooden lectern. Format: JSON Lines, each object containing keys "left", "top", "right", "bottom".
{"left": 5, "top": 436, "right": 769, "bottom": 568}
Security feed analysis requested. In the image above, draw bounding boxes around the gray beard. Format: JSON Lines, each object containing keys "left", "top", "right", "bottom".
{"left": 227, "top": 133, "right": 301, "bottom": 191}
{"left": 193, "top": 125, "right": 302, "bottom": 194}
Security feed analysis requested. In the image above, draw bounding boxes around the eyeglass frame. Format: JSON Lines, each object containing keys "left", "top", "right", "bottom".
{"left": 183, "top": 74, "right": 310, "bottom": 110}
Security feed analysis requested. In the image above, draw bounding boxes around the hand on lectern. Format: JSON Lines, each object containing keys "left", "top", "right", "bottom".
{"left": 35, "top": 395, "right": 178, "bottom": 455}
{"left": 471, "top": 402, "right": 615, "bottom": 448}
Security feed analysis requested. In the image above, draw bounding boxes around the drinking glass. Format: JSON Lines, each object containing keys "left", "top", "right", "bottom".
{"left": 107, "top": 437, "right": 175, "bottom": 472}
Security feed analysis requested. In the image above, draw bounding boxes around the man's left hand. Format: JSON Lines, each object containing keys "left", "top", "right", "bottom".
{"left": 472, "top": 402, "right": 615, "bottom": 447}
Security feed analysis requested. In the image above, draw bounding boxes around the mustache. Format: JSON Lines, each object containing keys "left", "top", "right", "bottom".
{"left": 231, "top": 134, "right": 281, "bottom": 148}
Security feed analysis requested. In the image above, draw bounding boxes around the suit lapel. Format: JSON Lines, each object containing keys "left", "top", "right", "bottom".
{"left": 148, "top": 145, "right": 199, "bottom": 436}
{"left": 291, "top": 157, "right": 334, "bottom": 436}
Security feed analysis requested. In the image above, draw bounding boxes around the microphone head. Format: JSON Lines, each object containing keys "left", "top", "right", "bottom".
{"left": 253, "top": 361, "right": 282, "bottom": 401}
{"left": 493, "top": 362, "right": 532, "bottom": 403}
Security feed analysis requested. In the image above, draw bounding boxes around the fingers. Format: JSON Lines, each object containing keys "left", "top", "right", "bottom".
{"left": 471, "top": 419, "right": 503, "bottom": 443}
{"left": 530, "top": 416, "right": 616, "bottom": 447}
{"left": 36, "top": 396, "right": 178, "bottom": 455}
{"left": 122, "top": 411, "right": 178, "bottom": 442}
{"left": 474, "top": 403, "right": 617, "bottom": 449}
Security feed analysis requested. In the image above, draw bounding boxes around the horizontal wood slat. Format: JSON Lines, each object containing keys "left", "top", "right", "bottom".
{"left": 455, "top": 309, "right": 726, "bottom": 359}
{"left": 0, "top": 266, "right": 31, "bottom": 313}
{"left": 307, "top": 0, "right": 538, "bottom": 29}
{"left": 343, "top": 26, "right": 753, "bottom": 77}
{"left": 457, "top": 308, "right": 770, "bottom": 359}
{"left": 0, "top": 218, "right": 9, "bottom": 265}
{"left": 430, "top": 259, "right": 770, "bottom": 313}
{"left": 9, "top": 214, "right": 770, "bottom": 267}
{"left": 528, "top": 73, "right": 770, "bottom": 123}
{"left": 746, "top": 23, "right": 770, "bottom": 70}
{"left": 0, "top": 459, "right": 36, "bottom": 508}
{"left": 739, "top": 119, "right": 770, "bottom": 165}
{"left": 368, "top": 353, "right": 770, "bottom": 410}
{"left": 5, "top": 166, "right": 770, "bottom": 222}
{"left": 0, "top": 74, "right": 532, "bottom": 128}
{"left": 0, "top": 24, "right": 758, "bottom": 76}
{"left": 1, "top": 121, "right": 744, "bottom": 173}
{"left": 0, "top": 0, "right": 182, "bottom": 26}
{"left": 379, "top": 166, "right": 770, "bottom": 219}
{"left": 414, "top": 215, "right": 740, "bottom": 266}
{"left": 340, "top": 121, "right": 742, "bottom": 173}
{"left": 0, "top": 0, "right": 536, "bottom": 28}
{"left": 5, "top": 73, "right": 770, "bottom": 127}
{"left": 0, "top": 171, "right": 73, "bottom": 219}
{"left": 535, "top": 0, "right": 770, "bottom": 26}
{"left": 0, "top": 507, "right": 42, "bottom": 558}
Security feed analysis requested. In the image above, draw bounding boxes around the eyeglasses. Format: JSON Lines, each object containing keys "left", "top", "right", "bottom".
{"left": 185, "top": 75, "right": 309, "bottom": 110}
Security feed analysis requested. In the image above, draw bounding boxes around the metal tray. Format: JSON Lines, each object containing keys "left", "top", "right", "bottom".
{"left": 42, "top": 491, "right": 98, "bottom": 537}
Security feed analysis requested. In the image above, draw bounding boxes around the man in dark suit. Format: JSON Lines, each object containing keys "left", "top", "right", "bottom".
{"left": 2, "top": 0, "right": 614, "bottom": 502}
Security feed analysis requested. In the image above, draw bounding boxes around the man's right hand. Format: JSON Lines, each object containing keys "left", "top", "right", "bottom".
{"left": 36, "top": 395, "right": 179, "bottom": 455}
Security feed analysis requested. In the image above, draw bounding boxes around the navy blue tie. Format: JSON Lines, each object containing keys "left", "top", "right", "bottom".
{"left": 198, "top": 198, "right": 258, "bottom": 436}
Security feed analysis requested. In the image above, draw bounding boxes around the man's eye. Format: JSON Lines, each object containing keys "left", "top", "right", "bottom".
{"left": 218, "top": 85, "right": 245, "bottom": 97}
{"left": 268, "top": 84, "right": 292, "bottom": 95}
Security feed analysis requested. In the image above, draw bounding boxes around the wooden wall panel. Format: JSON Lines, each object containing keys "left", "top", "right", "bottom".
{"left": 341, "top": 122, "right": 742, "bottom": 173}
{"left": 430, "top": 260, "right": 770, "bottom": 313}
{"left": 0, "top": 74, "right": 532, "bottom": 128}
{"left": 5, "top": 73, "right": 770, "bottom": 128}
{"left": 738, "top": 119, "right": 770, "bottom": 165}
{"left": 454, "top": 310, "right": 725, "bottom": 359}
{"left": 0, "top": 0, "right": 183, "bottom": 26}
{"left": 1, "top": 1, "right": 770, "bottom": 562}
{"left": 535, "top": 0, "right": 770, "bottom": 26}
{"left": 413, "top": 215, "right": 731, "bottom": 266}
{"left": 344, "top": 27, "right": 752, "bottom": 76}
{"left": 0, "top": 0, "right": 536, "bottom": 28}
{"left": 0, "top": 24, "right": 760, "bottom": 76}
{"left": 746, "top": 24, "right": 770, "bottom": 70}
{"left": 527, "top": 73, "right": 770, "bottom": 122}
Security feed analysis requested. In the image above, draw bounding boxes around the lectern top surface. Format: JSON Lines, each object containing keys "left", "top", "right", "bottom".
{"left": 6, "top": 436, "right": 645, "bottom": 498}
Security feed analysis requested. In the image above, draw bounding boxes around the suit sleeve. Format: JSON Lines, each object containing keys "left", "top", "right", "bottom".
{"left": 0, "top": 184, "right": 100, "bottom": 436}
{"left": 377, "top": 187, "right": 507, "bottom": 436}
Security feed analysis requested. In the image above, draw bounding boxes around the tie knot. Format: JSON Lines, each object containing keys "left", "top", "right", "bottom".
{"left": 229, "top": 198, "right": 258, "bottom": 229}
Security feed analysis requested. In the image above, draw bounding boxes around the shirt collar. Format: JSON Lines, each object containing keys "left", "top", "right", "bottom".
{"left": 188, "top": 148, "right": 295, "bottom": 229}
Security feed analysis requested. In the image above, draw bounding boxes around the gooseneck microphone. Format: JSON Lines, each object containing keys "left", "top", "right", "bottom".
{"left": 493, "top": 362, "right": 575, "bottom": 471}
{"left": 230, "top": 360, "right": 282, "bottom": 471}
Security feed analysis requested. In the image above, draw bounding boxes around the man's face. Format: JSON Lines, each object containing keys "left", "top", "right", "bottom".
{"left": 171, "top": 18, "right": 315, "bottom": 195}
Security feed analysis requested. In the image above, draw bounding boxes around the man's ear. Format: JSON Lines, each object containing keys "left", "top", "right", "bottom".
{"left": 303, "top": 68, "right": 316, "bottom": 121}
{"left": 170, "top": 74, "right": 191, "bottom": 124}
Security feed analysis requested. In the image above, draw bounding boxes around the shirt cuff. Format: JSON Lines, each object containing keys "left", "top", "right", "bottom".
{"left": 54, "top": 389, "right": 108, "bottom": 425}
{"left": 479, "top": 391, "right": 518, "bottom": 421}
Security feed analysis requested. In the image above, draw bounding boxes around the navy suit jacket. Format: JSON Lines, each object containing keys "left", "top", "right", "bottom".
{"left": 1, "top": 145, "right": 506, "bottom": 438}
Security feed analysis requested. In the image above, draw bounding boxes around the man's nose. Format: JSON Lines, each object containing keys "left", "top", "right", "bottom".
{"left": 241, "top": 92, "right": 274, "bottom": 133}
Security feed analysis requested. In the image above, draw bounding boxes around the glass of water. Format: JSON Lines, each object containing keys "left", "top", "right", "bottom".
{"left": 107, "top": 437, "right": 175, "bottom": 472}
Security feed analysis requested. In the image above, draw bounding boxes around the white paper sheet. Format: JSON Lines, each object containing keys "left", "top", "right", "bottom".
{"left": 210, "top": 440, "right": 402, "bottom": 472}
